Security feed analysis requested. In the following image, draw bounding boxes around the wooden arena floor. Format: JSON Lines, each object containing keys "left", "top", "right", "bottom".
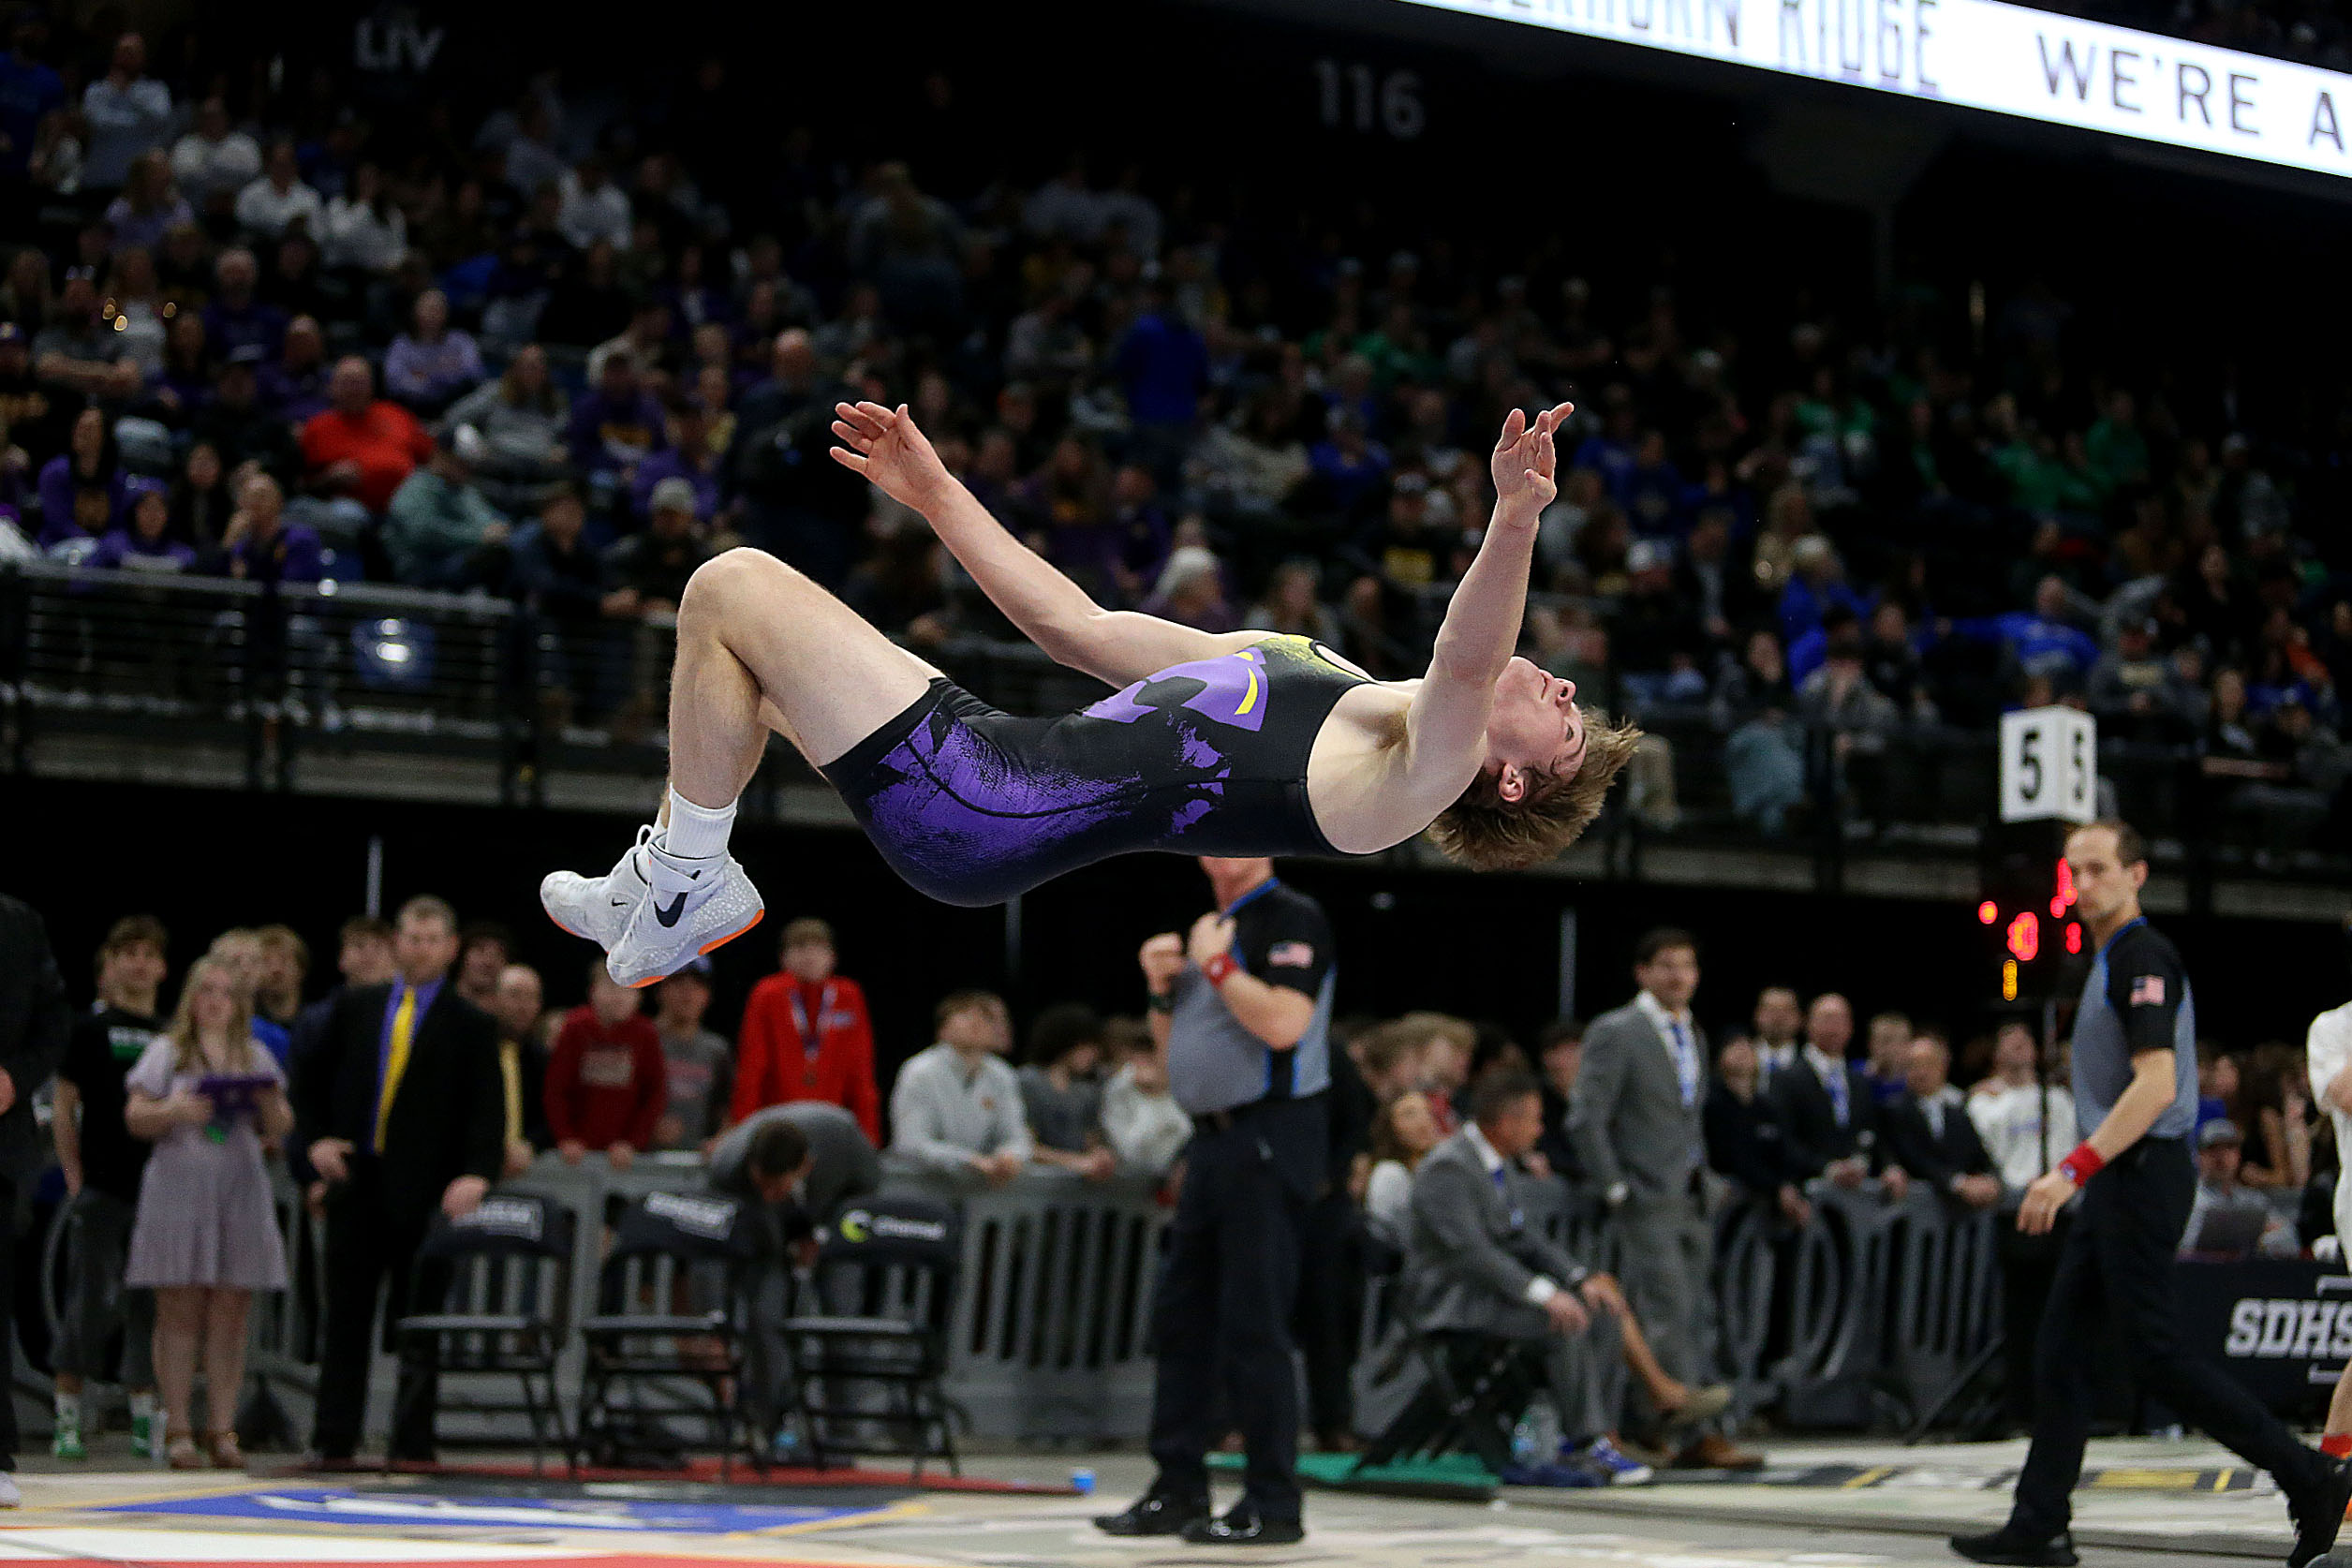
{"left": 0, "top": 1436, "right": 2341, "bottom": 1566}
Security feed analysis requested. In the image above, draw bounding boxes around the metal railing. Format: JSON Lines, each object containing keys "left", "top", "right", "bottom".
{"left": 214, "top": 1151, "right": 1169, "bottom": 1446}
{"left": 7, "top": 560, "right": 2347, "bottom": 895}
{"left": 1351, "top": 1176, "right": 2004, "bottom": 1442}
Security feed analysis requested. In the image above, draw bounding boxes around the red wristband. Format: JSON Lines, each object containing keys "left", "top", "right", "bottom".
{"left": 2057, "top": 1143, "right": 2105, "bottom": 1185}
{"left": 1202, "top": 952, "right": 1240, "bottom": 986}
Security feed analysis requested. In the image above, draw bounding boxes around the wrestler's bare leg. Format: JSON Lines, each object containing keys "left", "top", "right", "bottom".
{"left": 543, "top": 547, "right": 940, "bottom": 983}
{"left": 665, "top": 546, "right": 940, "bottom": 804}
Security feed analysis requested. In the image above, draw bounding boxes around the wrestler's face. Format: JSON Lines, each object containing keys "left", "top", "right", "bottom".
{"left": 1484, "top": 658, "right": 1589, "bottom": 804}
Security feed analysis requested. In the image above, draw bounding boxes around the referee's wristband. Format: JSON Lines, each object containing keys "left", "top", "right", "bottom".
{"left": 1146, "top": 991, "right": 1174, "bottom": 1013}
{"left": 1202, "top": 952, "right": 1240, "bottom": 986}
{"left": 2056, "top": 1143, "right": 2105, "bottom": 1185}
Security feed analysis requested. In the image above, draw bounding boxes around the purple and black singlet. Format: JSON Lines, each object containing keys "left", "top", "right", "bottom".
{"left": 818, "top": 634, "right": 1373, "bottom": 907}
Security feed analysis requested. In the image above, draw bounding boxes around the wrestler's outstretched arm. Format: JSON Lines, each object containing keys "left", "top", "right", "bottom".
{"left": 831, "top": 402, "right": 1263, "bottom": 688}
{"left": 1401, "top": 402, "right": 1573, "bottom": 777}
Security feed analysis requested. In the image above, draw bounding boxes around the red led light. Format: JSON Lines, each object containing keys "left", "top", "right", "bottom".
{"left": 1977, "top": 900, "right": 1998, "bottom": 925}
{"left": 2065, "top": 922, "right": 2082, "bottom": 954}
{"left": 2052, "top": 858, "right": 2078, "bottom": 911}
{"left": 2006, "top": 910, "right": 2040, "bottom": 963}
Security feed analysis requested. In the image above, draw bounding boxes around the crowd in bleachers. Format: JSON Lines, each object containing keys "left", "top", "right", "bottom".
{"left": 6, "top": 18, "right": 2352, "bottom": 847}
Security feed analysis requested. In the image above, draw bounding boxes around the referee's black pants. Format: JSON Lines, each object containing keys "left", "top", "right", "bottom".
{"left": 2010, "top": 1136, "right": 2327, "bottom": 1536}
{"left": 1146, "top": 1097, "right": 1324, "bottom": 1524}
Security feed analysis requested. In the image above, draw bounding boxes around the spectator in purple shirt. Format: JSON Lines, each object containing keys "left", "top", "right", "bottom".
{"left": 563, "top": 354, "right": 667, "bottom": 483}
{"left": 200, "top": 250, "right": 287, "bottom": 362}
{"left": 93, "top": 477, "right": 194, "bottom": 572}
{"left": 628, "top": 400, "right": 722, "bottom": 525}
{"left": 382, "top": 290, "right": 484, "bottom": 417}
{"left": 259, "top": 317, "right": 331, "bottom": 425}
{"left": 37, "top": 407, "right": 126, "bottom": 549}
{"left": 221, "top": 472, "right": 323, "bottom": 585}
{"left": 150, "top": 315, "right": 213, "bottom": 425}
{"left": 0, "top": 14, "right": 67, "bottom": 185}
{"left": 1108, "top": 463, "right": 1171, "bottom": 602}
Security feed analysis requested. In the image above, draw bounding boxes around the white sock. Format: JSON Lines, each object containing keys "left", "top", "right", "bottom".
{"left": 128, "top": 1391, "right": 155, "bottom": 1420}
{"left": 652, "top": 789, "right": 737, "bottom": 885}
{"left": 53, "top": 1392, "right": 77, "bottom": 1421}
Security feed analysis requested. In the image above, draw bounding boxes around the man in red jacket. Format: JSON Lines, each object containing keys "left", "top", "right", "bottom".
{"left": 546, "top": 964, "right": 668, "bottom": 1169}
{"left": 732, "top": 918, "right": 880, "bottom": 1142}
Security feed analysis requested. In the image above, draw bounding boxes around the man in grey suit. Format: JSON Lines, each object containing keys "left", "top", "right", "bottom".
{"left": 1569, "top": 927, "right": 1762, "bottom": 1470}
{"left": 1408, "top": 1070, "right": 1647, "bottom": 1485}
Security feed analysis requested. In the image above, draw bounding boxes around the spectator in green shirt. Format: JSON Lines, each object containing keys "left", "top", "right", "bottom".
{"left": 382, "top": 426, "right": 509, "bottom": 589}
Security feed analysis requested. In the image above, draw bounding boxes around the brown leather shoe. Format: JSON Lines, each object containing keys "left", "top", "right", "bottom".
{"left": 1674, "top": 1432, "right": 1766, "bottom": 1471}
{"left": 1613, "top": 1433, "right": 1675, "bottom": 1469}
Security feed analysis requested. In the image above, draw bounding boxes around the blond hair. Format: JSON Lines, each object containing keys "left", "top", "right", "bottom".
{"left": 1426, "top": 706, "right": 1643, "bottom": 872}
{"left": 1395, "top": 1011, "right": 1477, "bottom": 1058}
{"left": 165, "top": 955, "right": 262, "bottom": 1076}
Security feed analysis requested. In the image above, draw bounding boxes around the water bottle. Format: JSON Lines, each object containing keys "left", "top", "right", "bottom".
{"left": 1510, "top": 1416, "right": 1540, "bottom": 1467}
{"left": 1525, "top": 1401, "right": 1562, "bottom": 1463}
{"left": 1070, "top": 1467, "right": 1096, "bottom": 1495}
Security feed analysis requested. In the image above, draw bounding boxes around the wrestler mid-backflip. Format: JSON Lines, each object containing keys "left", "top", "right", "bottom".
{"left": 541, "top": 399, "right": 1638, "bottom": 986}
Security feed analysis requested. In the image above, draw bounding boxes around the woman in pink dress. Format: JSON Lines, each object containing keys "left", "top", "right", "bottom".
{"left": 123, "top": 955, "right": 292, "bottom": 1469}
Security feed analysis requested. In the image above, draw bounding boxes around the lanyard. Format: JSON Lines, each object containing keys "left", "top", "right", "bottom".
{"left": 1222, "top": 877, "right": 1281, "bottom": 917}
{"left": 787, "top": 982, "right": 835, "bottom": 1083}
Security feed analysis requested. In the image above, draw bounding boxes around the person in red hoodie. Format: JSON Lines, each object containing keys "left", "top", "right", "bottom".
{"left": 545, "top": 963, "right": 667, "bottom": 1169}
{"left": 731, "top": 918, "right": 879, "bottom": 1141}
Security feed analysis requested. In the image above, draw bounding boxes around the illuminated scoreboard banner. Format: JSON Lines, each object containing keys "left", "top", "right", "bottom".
{"left": 1388, "top": 0, "right": 2352, "bottom": 179}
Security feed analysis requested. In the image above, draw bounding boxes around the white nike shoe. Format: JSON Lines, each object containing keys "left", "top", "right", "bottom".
{"left": 605, "top": 852, "right": 764, "bottom": 988}
{"left": 540, "top": 826, "right": 656, "bottom": 951}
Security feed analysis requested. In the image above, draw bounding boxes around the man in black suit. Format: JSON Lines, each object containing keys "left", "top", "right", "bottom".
{"left": 1768, "top": 993, "right": 1909, "bottom": 1202}
{"left": 1883, "top": 1034, "right": 2003, "bottom": 1210}
{"left": 293, "top": 895, "right": 504, "bottom": 1462}
{"left": 0, "top": 895, "right": 71, "bottom": 1505}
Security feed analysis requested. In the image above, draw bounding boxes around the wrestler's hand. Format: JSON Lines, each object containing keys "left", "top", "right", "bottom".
{"left": 1187, "top": 912, "right": 1236, "bottom": 969}
{"left": 1489, "top": 401, "right": 1575, "bottom": 515}
{"left": 830, "top": 401, "right": 951, "bottom": 510}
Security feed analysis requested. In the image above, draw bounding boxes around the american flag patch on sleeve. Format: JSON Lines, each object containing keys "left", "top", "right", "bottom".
{"left": 2129, "top": 974, "right": 2167, "bottom": 1006}
{"left": 1268, "top": 941, "right": 1316, "bottom": 969}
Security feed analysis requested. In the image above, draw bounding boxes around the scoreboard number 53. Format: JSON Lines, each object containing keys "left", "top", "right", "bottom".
{"left": 2000, "top": 706, "right": 2097, "bottom": 825}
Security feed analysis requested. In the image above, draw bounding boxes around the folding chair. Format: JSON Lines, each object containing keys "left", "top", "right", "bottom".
{"left": 1352, "top": 1241, "right": 1546, "bottom": 1478}
{"left": 575, "top": 1191, "right": 762, "bottom": 1477}
{"left": 780, "top": 1194, "right": 961, "bottom": 1476}
{"left": 391, "top": 1193, "right": 576, "bottom": 1473}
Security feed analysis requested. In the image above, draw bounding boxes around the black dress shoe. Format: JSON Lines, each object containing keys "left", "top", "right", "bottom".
{"left": 1948, "top": 1526, "right": 2078, "bottom": 1566}
{"left": 2288, "top": 1455, "right": 2352, "bottom": 1568}
{"left": 1182, "top": 1506, "right": 1305, "bottom": 1546}
{"left": 1093, "top": 1492, "right": 1210, "bottom": 1536}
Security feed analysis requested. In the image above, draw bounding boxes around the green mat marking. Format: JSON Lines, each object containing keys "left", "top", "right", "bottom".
{"left": 1208, "top": 1449, "right": 1498, "bottom": 1496}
